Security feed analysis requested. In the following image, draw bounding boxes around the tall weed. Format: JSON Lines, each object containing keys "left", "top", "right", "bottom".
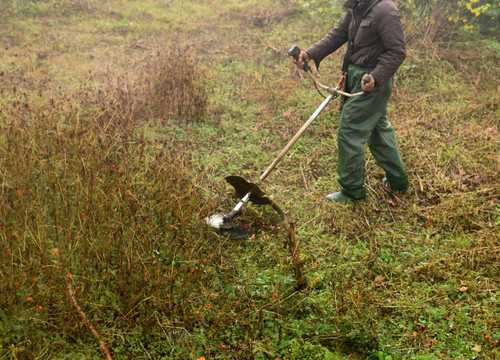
{"left": 0, "top": 51, "right": 213, "bottom": 358}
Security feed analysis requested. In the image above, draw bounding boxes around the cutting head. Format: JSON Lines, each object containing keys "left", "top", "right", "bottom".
{"left": 225, "top": 176, "right": 271, "bottom": 205}
{"left": 204, "top": 214, "right": 249, "bottom": 239}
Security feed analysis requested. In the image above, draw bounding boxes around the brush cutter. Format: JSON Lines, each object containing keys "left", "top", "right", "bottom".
{"left": 206, "top": 45, "right": 370, "bottom": 238}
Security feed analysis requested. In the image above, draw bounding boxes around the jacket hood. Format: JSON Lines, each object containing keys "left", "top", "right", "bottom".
{"left": 344, "top": 0, "right": 381, "bottom": 16}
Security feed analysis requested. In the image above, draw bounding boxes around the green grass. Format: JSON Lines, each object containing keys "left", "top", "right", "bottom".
{"left": 0, "top": 0, "right": 498, "bottom": 359}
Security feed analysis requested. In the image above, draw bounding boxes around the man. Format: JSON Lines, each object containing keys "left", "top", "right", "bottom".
{"left": 292, "top": 0, "right": 408, "bottom": 202}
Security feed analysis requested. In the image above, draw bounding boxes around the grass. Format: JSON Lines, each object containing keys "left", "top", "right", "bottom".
{"left": 0, "top": 0, "right": 498, "bottom": 359}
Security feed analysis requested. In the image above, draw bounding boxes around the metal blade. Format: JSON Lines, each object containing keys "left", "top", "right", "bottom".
{"left": 225, "top": 176, "right": 272, "bottom": 205}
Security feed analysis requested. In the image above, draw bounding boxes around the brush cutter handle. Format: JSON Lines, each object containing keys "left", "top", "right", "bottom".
{"left": 288, "top": 45, "right": 311, "bottom": 73}
{"left": 289, "top": 45, "right": 369, "bottom": 98}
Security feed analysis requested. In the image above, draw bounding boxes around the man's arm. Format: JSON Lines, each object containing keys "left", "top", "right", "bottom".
{"left": 370, "top": 3, "right": 406, "bottom": 86}
{"left": 305, "top": 12, "right": 351, "bottom": 70}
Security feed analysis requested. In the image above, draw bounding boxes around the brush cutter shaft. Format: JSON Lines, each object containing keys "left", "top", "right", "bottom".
{"left": 258, "top": 69, "right": 366, "bottom": 181}
{"left": 260, "top": 93, "right": 335, "bottom": 181}
{"left": 224, "top": 192, "right": 250, "bottom": 220}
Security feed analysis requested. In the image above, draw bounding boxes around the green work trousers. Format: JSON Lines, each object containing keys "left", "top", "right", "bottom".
{"left": 337, "top": 64, "right": 408, "bottom": 199}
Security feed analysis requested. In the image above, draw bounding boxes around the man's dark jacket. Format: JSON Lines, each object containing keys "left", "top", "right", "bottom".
{"left": 305, "top": 0, "right": 406, "bottom": 86}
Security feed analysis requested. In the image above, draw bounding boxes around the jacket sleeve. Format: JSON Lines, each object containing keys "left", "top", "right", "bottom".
{"left": 370, "top": 3, "right": 406, "bottom": 86}
{"left": 305, "top": 13, "right": 350, "bottom": 70}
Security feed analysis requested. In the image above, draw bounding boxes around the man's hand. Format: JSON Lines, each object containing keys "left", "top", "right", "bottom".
{"left": 361, "top": 74, "right": 375, "bottom": 92}
{"left": 291, "top": 50, "right": 311, "bottom": 70}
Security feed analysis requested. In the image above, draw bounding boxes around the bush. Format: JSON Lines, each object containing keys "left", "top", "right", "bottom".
{"left": 145, "top": 45, "right": 209, "bottom": 123}
{"left": 399, "top": 0, "right": 499, "bottom": 40}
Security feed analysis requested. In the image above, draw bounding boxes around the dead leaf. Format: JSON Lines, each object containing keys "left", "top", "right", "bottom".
{"left": 373, "top": 275, "right": 385, "bottom": 287}
{"left": 471, "top": 344, "right": 481, "bottom": 352}
{"left": 459, "top": 286, "right": 468, "bottom": 292}
{"left": 422, "top": 339, "right": 434, "bottom": 347}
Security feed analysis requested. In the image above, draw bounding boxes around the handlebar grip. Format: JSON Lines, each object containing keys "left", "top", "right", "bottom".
{"left": 288, "top": 45, "right": 301, "bottom": 60}
{"left": 288, "top": 45, "right": 311, "bottom": 72}
{"left": 363, "top": 75, "right": 371, "bottom": 84}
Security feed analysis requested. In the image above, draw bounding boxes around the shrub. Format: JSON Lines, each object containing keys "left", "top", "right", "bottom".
{"left": 144, "top": 45, "right": 209, "bottom": 123}
{"left": 399, "top": 0, "right": 499, "bottom": 40}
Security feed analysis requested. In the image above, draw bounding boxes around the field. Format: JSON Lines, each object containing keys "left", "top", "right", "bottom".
{"left": 0, "top": 0, "right": 498, "bottom": 359}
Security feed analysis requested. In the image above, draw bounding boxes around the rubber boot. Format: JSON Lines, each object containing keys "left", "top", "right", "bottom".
{"left": 326, "top": 191, "right": 360, "bottom": 203}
